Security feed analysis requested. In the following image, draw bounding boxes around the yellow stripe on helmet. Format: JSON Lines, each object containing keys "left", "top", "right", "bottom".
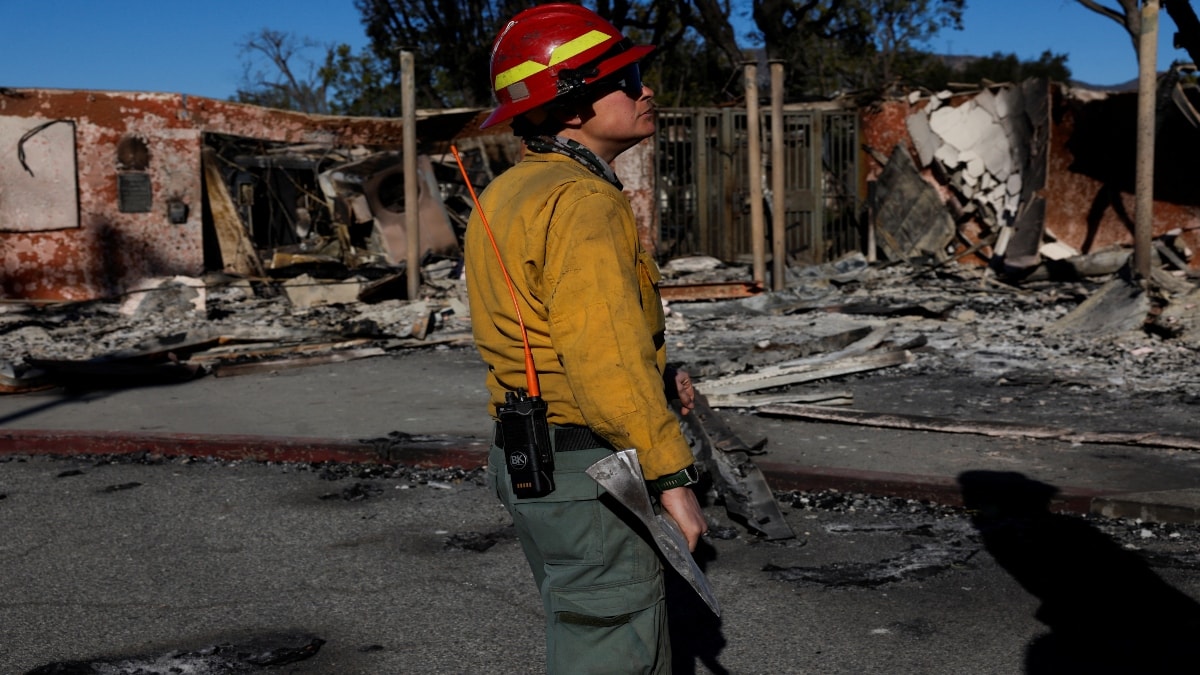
{"left": 494, "top": 29, "right": 613, "bottom": 91}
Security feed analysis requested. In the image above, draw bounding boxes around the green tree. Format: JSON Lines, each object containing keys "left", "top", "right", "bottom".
{"left": 912, "top": 50, "right": 1072, "bottom": 90}
{"left": 234, "top": 1, "right": 978, "bottom": 114}
{"left": 320, "top": 43, "right": 402, "bottom": 117}
{"left": 746, "top": 0, "right": 966, "bottom": 99}
{"left": 870, "top": 0, "right": 966, "bottom": 92}
{"left": 960, "top": 50, "right": 1071, "bottom": 84}
{"left": 343, "top": 0, "right": 743, "bottom": 110}
{"left": 352, "top": 0, "right": 531, "bottom": 110}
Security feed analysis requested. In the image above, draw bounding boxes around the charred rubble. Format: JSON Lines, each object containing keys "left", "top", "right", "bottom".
{"left": 5, "top": 250, "right": 1200, "bottom": 416}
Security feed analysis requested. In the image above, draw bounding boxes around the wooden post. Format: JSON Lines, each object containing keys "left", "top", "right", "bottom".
{"left": 402, "top": 49, "right": 420, "bottom": 300}
{"left": 770, "top": 60, "right": 786, "bottom": 291}
{"left": 745, "top": 61, "right": 766, "bottom": 286}
{"left": 1135, "top": 0, "right": 1159, "bottom": 282}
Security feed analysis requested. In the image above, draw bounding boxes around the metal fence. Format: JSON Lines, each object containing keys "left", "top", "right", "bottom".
{"left": 656, "top": 106, "right": 861, "bottom": 265}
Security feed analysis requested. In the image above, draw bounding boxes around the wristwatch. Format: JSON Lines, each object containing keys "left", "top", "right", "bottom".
{"left": 651, "top": 464, "right": 700, "bottom": 492}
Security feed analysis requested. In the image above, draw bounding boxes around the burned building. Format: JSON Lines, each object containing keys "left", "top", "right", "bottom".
{"left": 860, "top": 77, "right": 1200, "bottom": 277}
{"left": 5, "top": 77, "right": 1200, "bottom": 305}
{"left": 0, "top": 88, "right": 477, "bottom": 302}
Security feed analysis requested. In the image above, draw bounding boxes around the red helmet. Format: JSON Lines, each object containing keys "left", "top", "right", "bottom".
{"left": 480, "top": 3, "right": 654, "bottom": 129}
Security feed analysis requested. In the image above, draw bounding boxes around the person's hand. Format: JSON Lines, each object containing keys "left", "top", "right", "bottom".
{"left": 672, "top": 368, "right": 696, "bottom": 417}
{"left": 659, "top": 485, "right": 707, "bottom": 552}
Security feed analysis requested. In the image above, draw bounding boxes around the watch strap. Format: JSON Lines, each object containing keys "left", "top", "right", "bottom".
{"left": 651, "top": 464, "right": 699, "bottom": 492}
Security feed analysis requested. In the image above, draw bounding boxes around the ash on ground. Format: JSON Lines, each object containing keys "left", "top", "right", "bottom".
{"left": 777, "top": 488, "right": 1200, "bottom": 572}
{"left": 6, "top": 256, "right": 1200, "bottom": 399}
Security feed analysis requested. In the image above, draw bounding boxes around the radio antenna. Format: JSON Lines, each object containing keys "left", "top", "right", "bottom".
{"left": 450, "top": 145, "right": 540, "bottom": 397}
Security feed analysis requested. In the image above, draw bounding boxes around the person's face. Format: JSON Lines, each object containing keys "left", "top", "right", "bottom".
{"left": 564, "top": 64, "right": 655, "bottom": 163}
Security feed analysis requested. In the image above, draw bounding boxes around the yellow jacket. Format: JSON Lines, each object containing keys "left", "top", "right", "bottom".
{"left": 465, "top": 151, "right": 693, "bottom": 480}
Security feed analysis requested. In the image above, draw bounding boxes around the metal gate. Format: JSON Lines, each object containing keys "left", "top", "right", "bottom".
{"left": 655, "top": 106, "right": 861, "bottom": 265}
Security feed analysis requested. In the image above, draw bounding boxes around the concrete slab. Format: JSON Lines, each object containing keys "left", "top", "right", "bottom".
{"left": 1093, "top": 488, "right": 1200, "bottom": 524}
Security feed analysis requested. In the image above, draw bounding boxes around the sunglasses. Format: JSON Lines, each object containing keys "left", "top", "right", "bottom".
{"left": 596, "top": 64, "right": 644, "bottom": 99}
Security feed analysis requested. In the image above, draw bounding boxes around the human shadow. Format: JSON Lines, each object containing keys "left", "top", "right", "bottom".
{"left": 958, "top": 470, "right": 1200, "bottom": 674}
{"left": 0, "top": 388, "right": 112, "bottom": 427}
{"left": 660, "top": 468, "right": 728, "bottom": 675}
{"left": 666, "top": 537, "right": 727, "bottom": 675}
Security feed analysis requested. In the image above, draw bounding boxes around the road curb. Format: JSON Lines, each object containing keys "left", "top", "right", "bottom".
{"left": 0, "top": 429, "right": 1117, "bottom": 518}
{"left": 0, "top": 429, "right": 490, "bottom": 469}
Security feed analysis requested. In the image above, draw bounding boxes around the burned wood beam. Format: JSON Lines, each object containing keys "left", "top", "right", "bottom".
{"left": 755, "top": 404, "right": 1200, "bottom": 451}
{"left": 704, "top": 390, "right": 853, "bottom": 409}
{"left": 757, "top": 403, "right": 1064, "bottom": 438}
{"left": 210, "top": 347, "right": 387, "bottom": 377}
{"left": 202, "top": 149, "right": 265, "bottom": 278}
{"left": 660, "top": 281, "right": 764, "bottom": 301}
{"left": 785, "top": 302, "right": 953, "bottom": 319}
{"left": 701, "top": 350, "right": 914, "bottom": 396}
{"left": 1154, "top": 239, "right": 1200, "bottom": 277}
{"left": 771, "top": 326, "right": 892, "bottom": 368}
{"left": 187, "top": 338, "right": 377, "bottom": 364}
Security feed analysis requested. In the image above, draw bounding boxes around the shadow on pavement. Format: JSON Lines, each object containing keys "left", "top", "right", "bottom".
{"left": 667, "top": 539, "right": 727, "bottom": 675}
{"left": 0, "top": 389, "right": 113, "bottom": 428}
{"left": 958, "top": 470, "right": 1200, "bottom": 675}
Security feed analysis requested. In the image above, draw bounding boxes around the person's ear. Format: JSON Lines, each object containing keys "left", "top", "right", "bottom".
{"left": 555, "top": 102, "right": 591, "bottom": 129}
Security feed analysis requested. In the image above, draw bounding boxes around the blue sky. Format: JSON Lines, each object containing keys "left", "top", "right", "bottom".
{"left": 0, "top": 1, "right": 1187, "bottom": 100}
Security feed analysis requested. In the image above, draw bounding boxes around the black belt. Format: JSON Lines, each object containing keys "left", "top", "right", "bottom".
{"left": 493, "top": 423, "right": 612, "bottom": 452}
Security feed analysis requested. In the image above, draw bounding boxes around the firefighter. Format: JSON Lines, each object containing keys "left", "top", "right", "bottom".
{"left": 465, "top": 4, "right": 707, "bottom": 673}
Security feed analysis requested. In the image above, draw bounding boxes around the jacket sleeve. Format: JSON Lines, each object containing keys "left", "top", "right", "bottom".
{"left": 541, "top": 186, "right": 694, "bottom": 479}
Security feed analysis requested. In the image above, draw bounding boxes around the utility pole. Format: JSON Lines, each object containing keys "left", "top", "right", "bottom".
{"left": 1134, "top": 0, "right": 1159, "bottom": 282}
{"left": 769, "top": 60, "right": 786, "bottom": 291}
{"left": 744, "top": 61, "right": 766, "bottom": 286}
{"left": 402, "top": 49, "right": 421, "bottom": 301}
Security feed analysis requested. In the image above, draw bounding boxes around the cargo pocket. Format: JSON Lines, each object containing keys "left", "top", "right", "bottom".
{"left": 508, "top": 448, "right": 608, "bottom": 566}
{"left": 550, "top": 569, "right": 663, "bottom": 622}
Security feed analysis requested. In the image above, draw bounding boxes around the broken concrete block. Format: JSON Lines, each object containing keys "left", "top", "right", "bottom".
{"left": 980, "top": 172, "right": 998, "bottom": 193}
{"left": 994, "top": 85, "right": 1021, "bottom": 120}
{"left": 1040, "top": 241, "right": 1081, "bottom": 260}
{"left": 929, "top": 104, "right": 968, "bottom": 149}
{"left": 119, "top": 276, "right": 206, "bottom": 317}
{"left": 963, "top": 152, "right": 985, "bottom": 179}
{"left": 662, "top": 255, "right": 726, "bottom": 274}
{"left": 931, "top": 102, "right": 999, "bottom": 155}
{"left": 906, "top": 111, "right": 938, "bottom": 167}
{"left": 934, "top": 143, "right": 961, "bottom": 169}
{"left": 1006, "top": 173, "right": 1022, "bottom": 196}
{"left": 974, "top": 89, "right": 999, "bottom": 120}
{"left": 1048, "top": 277, "right": 1149, "bottom": 338}
{"left": 976, "top": 134, "right": 1014, "bottom": 179}
{"left": 284, "top": 274, "right": 364, "bottom": 309}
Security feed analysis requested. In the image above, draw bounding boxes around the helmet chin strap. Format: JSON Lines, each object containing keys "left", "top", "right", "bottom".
{"left": 526, "top": 135, "right": 623, "bottom": 190}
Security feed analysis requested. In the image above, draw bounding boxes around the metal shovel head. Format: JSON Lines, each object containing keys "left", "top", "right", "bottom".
{"left": 586, "top": 449, "right": 721, "bottom": 617}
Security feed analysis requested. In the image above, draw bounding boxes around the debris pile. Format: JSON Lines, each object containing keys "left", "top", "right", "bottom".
{"left": 6, "top": 249, "right": 1200, "bottom": 405}
{"left": 0, "top": 259, "right": 472, "bottom": 392}
{"left": 663, "top": 253, "right": 1200, "bottom": 403}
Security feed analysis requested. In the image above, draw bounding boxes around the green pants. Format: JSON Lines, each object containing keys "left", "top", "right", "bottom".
{"left": 488, "top": 442, "right": 669, "bottom": 674}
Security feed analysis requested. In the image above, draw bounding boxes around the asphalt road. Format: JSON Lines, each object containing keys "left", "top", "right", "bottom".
{"left": 4, "top": 453, "right": 1199, "bottom": 674}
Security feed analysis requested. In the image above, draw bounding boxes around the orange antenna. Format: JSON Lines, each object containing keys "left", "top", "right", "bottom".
{"left": 450, "top": 145, "right": 541, "bottom": 398}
